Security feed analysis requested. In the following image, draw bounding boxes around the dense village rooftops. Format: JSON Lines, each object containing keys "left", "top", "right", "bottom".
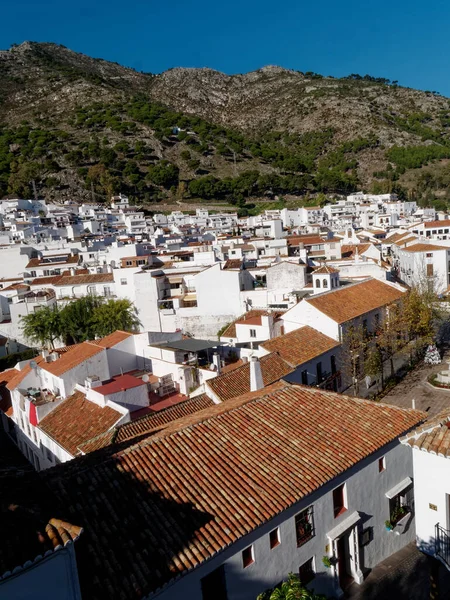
{"left": 305, "top": 278, "right": 404, "bottom": 324}
{"left": 401, "top": 243, "right": 449, "bottom": 253}
{"left": 33, "top": 382, "right": 425, "bottom": 599}
{"left": 261, "top": 326, "right": 340, "bottom": 366}
{"left": 38, "top": 391, "right": 123, "bottom": 456}
{"left": 208, "top": 352, "right": 293, "bottom": 401}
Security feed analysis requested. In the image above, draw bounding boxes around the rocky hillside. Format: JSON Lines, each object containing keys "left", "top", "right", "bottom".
{"left": 1, "top": 42, "right": 450, "bottom": 208}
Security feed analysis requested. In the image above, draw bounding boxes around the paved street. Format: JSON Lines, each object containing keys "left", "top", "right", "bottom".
{"left": 382, "top": 352, "right": 450, "bottom": 417}
{"left": 345, "top": 542, "right": 450, "bottom": 600}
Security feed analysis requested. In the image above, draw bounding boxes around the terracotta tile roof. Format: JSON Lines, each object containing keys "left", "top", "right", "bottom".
{"left": 424, "top": 219, "right": 450, "bottom": 228}
{"left": 0, "top": 431, "right": 83, "bottom": 578}
{"left": 401, "top": 409, "right": 450, "bottom": 456}
{"left": 54, "top": 273, "right": 114, "bottom": 286}
{"left": 207, "top": 353, "right": 293, "bottom": 401}
{"left": 220, "top": 359, "right": 245, "bottom": 374}
{"left": 38, "top": 391, "right": 123, "bottom": 456}
{"left": 91, "top": 330, "right": 133, "bottom": 349}
{"left": 236, "top": 315, "right": 262, "bottom": 326}
{"left": 220, "top": 310, "right": 273, "bottom": 339}
{"left": 29, "top": 275, "right": 63, "bottom": 286}
{"left": 79, "top": 394, "right": 215, "bottom": 453}
{"left": 94, "top": 374, "right": 145, "bottom": 396}
{"left": 394, "top": 236, "right": 417, "bottom": 246}
{"left": 0, "top": 283, "right": 29, "bottom": 292}
{"left": 26, "top": 255, "right": 78, "bottom": 269}
{"left": 261, "top": 326, "right": 340, "bottom": 366}
{"left": 341, "top": 243, "right": 371, "bottom": 258}
{"left": 222, "top": 259, "right": 243, "bottom": 270}
{"left": 306, "top": 279, "right": 404, "bottom": 324}
{"left": 6, "top": 357, "right": 45, "bottom": 391}
{"left": 401, "top": 243, "right": 449, "bottom": 253}
{"left": 40, "top": 342, "right": 104, "bottom": 377}
{"left": 312, "top": 265, "right": 339, "bottom": 274}
{"left": 0, "top": 369, "right": 19, "bottom": 416}
{"left": 385, "top": 232, "right": 410, "bottom": 244}
{"left": 39, "top": 382, "right": 425, "bottom": 599}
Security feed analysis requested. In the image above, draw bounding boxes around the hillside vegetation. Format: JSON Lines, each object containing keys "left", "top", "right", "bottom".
{"left": 1, "top": 42, "right": 450, "bottom": 209}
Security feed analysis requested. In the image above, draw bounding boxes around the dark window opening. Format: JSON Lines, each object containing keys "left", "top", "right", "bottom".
{"left": 333, "top": 484, "right": 347, "bottom": 518}
{"left": 295, "top": 506, "right": 315, "bottom": 547}
{"left": 299, "top": 558, "right": 315, "bottom": 585}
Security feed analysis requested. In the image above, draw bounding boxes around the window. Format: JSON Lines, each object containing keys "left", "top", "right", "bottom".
{"left": 315, "top": 279, "right": 320, "bottom": 288}
{"left": 301, "top": 370, "right": 308, "bottom": 385}
{"left": 299, "top": 558, "right": 315, "bottom": 585}
{"left": 249, "top": 329, "right": 257, "bottom": 338}
{"left": 316, "top": 362, "right": 322, "bottom": 383}
{"left": 269, "top": 528, "right": 280, "bottom": 549}
{"left": 378, "top": 457, "right": 386, "bottom": 472}
{"left": 361, "top": 527, "right": 373, "bottom": 546}
{"left": 389, "top": 485, "right": 413, "bottom": 526}
{"left": 333, "top": 484, "right": 347, "bottom": 518}
{"left": 323, "top": 279, "right": 328, "bottom": 288}
{"left": 242, "top": 545, "right": 254, "bottom": 568}
{"left": 426, "top": 253, "right": 433, "bottom": 258}
{"left": 201, "top": 566, "right": 228, "bottom": 600}
{"left": 295, "top": 506, "right": 315, "bottom": 547}
{"left": 89, "top": 253, "right": 95, "bottom": 258}
{"left": 120, "top": 278, "right": 127, "bottom": 285}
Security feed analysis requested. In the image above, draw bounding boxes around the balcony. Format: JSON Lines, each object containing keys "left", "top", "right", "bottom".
{"left": 436, "top": 524, "right": 450, "bottom": 569}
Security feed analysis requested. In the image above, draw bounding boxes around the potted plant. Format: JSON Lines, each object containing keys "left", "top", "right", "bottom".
{"left": 390, "top": 505, "right": 409, "bottom": 527}
{"left": 385, "top": 519, "right": 393, "bottom": 531}
{"left": 322, "top": 555, "right": 335, "bottom": 568}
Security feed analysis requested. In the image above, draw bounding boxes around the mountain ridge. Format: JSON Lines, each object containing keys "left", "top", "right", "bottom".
{"left": 1, "top": 42, "right": 450, "bottom": 207}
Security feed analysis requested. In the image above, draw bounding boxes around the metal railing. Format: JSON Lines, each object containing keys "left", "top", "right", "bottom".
{"left": 436, "top": 523, "right": 450, "bottom": 568}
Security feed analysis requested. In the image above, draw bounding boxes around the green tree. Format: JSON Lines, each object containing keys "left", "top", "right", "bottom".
{"left": 60, "top": 295, "right": 103, "bottom": 344}
{"left": 91, "top": 298, "right": 140, "bottom": 337}
{"left": 257, "top": 573, "right": 326, "bottom": 600}
{"left": 21, "top": 305, "right": 62, "bottom": 349}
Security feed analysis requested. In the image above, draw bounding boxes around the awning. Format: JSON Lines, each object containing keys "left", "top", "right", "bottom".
{"left": 183, "top": 293, "right": 197, "bottom": 301}
{"left": 327, "top": 511, "right": 361, "bottom": 540}
{"left": 385, "top": 477, "right": 412, "bottom": 499}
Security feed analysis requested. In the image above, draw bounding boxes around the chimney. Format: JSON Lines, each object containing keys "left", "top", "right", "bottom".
{"left": 41, "top": 349, "right": 49, "bottom": 359}
{"left": 85, "top": 375, "right": 101, "bottom": 389}
{"left": 212, "top": 352, "right": 221, "bottom": 375}
{"left": 69, "top": 267, "right": 76, "bottom": 276}
{"left": 250, "top": 356, "right": 264, "bottom": 392}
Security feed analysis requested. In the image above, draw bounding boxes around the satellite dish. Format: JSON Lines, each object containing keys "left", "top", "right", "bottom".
{"left": 142, "top": 374, "right": 150, "bottom": 383}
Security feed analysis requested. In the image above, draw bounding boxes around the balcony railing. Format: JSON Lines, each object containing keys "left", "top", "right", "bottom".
{"left": 436, "top": 524, "right": 450, "bottom": 568}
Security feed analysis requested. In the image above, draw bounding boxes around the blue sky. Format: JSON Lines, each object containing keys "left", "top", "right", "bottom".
{"left": 2, "top": 0, "right": 450, "bottom": 95}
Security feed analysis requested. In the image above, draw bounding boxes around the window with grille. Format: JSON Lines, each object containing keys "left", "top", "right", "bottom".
{"left": 299, "top": 558, "right": 315, "bottom": 585}
{"left": 295, "top": 506, "right": 315, "bottom": 547}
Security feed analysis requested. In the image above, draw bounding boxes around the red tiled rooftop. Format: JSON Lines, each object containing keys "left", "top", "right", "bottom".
{"left": 94, "top": 374, "right": 146, "bottom": 396}
{"left": 305, "top": 278, "right": 404, "bottom": 324}
{"left": 39, "top": 382, "right": 425, "bottom": 599}
{"left": 261, "top": 326, "right": 340, "bottom": 366}
{"left": 207, "top": 352, "right": 293, "bottom": 402}
{"left": 38, "top": 391, "right": 123, "bottom": 456}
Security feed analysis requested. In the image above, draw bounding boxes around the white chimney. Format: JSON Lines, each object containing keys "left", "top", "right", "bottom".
{"left": 250, "top": 356, "right": 264, "bottom": 392}
{"left": 41, "top": 349, "right": 49, "bottom": 359}
{"left": 212, "top": 352, "right": 221, "bottom": 375}
{"left": 69, "top": 267, "right": 76, "bottom": 276}
{"left": 85, "top": 375, "right": 101, "bottom": 389}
